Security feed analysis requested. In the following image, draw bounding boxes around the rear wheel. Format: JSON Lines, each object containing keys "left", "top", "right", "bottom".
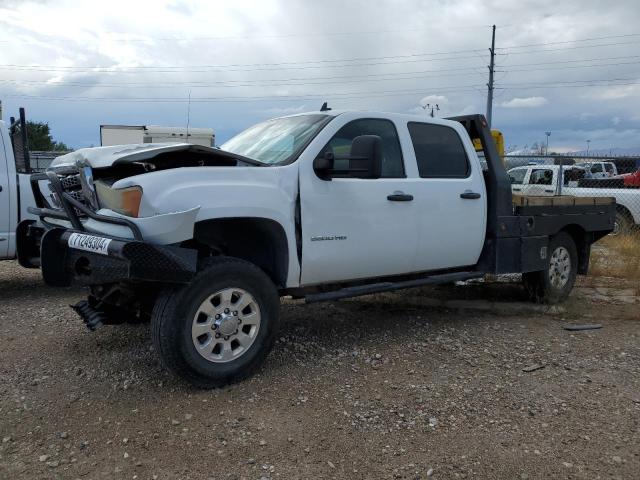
{"left": 611, "top": 210, "right": 634, "bottom": 236}
{"left": 523, "top": 232, "right": 578, "bottom": 304}
{"left": 151, "top": 257, "right": 280, "bottom": 388}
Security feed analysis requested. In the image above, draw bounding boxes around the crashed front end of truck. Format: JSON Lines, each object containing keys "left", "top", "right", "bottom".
{"left": 17, "top": 143, "right": 244, "bottom": 329}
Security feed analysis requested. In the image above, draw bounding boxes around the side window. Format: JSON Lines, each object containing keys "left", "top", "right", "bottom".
{"left": 528, "top": 169, "right": 553, "bottom": 185}
{"left": 323, "top": 119, "right": 404, "bottom": 178}
{"left": 604, "top": 163, "right": 614, "bottom": 174}
{"left": 508, "top": 169, "right": 526, "bottom": 185}
{"left": 407, "top": 122, "right": 470, "bottom": 178}
{"left": 591, "top": 163, "right": 603, "bottom": 173}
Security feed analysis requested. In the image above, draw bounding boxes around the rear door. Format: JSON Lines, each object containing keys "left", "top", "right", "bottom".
{"left": 299, "top": 116, "right": 419, "bottom": 285}
{"left": 0, "top": 129, "right": 12, "bottom": 258}
{"left": 406, "top": 121, "right": 487, "bottom": 272}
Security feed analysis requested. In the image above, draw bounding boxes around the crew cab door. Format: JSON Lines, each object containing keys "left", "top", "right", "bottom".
{"left": 298, "top": 116, "right": 418, "bottom": 285}
{"left": 405, "top": 121, "right": 486, "bottom": 272}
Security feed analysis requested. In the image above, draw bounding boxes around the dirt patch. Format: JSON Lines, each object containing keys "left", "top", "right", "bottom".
{"left": 0, "top": 261, "right": 638, "bottom": 479}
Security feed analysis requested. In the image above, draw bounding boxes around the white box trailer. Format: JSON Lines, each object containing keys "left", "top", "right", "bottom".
{"left": 100, "top": 125, "right": 215, "bottom": 147}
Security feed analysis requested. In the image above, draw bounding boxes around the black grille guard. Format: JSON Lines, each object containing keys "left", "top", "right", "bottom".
{"left": 28, "top": 170, "right": 144, "bottom": 241}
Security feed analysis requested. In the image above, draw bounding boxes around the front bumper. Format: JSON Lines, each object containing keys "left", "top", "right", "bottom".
{"left": 36, "top": 227, "right": 197, "bottom": 287}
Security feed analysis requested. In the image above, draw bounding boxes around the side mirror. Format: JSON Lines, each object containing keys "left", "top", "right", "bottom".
{"left": 313, "top": 135, "right": 383, "bottom": 180}
{"left": 349, "top": 135, "right": 383, "bottom": 179}
{"left": 313, "top": 151, "right": 335, "bottom": 180}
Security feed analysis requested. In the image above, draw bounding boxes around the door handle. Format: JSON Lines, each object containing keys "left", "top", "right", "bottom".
{"left": 513, "top": 187, "right": 522, "bottom": 192}
{"left": 460, "top": 191, "right": 481, "bottom": 199}
{"left": 387, "top": 193, "right": 413, "bottom": 202}
{"left": 544, "top": 189, "right": 554, "bottom": 193}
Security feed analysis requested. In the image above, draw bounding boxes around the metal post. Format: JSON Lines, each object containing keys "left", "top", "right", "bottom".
{"left": 486, "top": 25, "right": 496, "bottom": 128}
{"left": 545, "top": 131, "right": 551, "bottom": 155}
{"left": 19, "top": 107, "right": 31, "bottom": 173}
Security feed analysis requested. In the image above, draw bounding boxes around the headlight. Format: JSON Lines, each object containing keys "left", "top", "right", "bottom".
{"left": 95, "top": 181, "right": 143, "bottom": 217}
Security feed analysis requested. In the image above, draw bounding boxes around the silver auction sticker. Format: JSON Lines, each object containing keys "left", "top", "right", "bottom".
{"left": 67, "top": 233, "right": 112, "bottom": 256}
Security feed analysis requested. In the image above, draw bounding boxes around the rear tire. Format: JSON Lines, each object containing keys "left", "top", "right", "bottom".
{"left": 523, "top": 232, "right": 578, "bottom": 304}
{"left": 151, "top": 257, "right": 280, "bottom": 389}
{"left": 611, "top": 211, "right": 634, "bottom": 236}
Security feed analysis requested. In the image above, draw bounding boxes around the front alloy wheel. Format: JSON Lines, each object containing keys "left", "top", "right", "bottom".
{"left": 152, "top": 257, "right": 280, "bottom": 389}
{"left": 191, "top": 288, "right": 261, "bottom": 363}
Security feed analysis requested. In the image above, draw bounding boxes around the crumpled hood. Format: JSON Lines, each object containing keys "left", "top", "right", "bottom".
{"left": 50, "top": 143, "right": 241, "bottom": 169}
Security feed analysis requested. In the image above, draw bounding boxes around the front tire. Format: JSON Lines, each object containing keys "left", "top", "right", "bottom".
{"left": 523, "top": 232, "right": 578, "bottom": 304}
{"left": 151, "top": 257, "right": 280, "bottom": 388}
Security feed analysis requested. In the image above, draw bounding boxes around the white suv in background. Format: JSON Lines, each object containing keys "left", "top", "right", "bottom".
{"left": 576, "top": 161, "right": 617, "bottom": 178}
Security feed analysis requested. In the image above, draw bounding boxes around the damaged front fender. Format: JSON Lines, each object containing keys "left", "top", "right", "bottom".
{"left": 83, "top": 206, "right": 200, "bottom": 244}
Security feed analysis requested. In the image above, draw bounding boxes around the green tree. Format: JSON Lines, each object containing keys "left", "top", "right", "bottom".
{"left": 26, "top": 121, "right": 70, "bottom": 151}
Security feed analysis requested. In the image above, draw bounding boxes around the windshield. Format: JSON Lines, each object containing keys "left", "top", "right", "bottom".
{"left": 221, "top": 114, "right": 330, "bottom": 165}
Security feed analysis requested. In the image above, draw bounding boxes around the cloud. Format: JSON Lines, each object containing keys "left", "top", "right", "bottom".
{"left": 258, "top": 104, "right": 309, "bottom": 116}
{"left": 419, "top": 95, "right": 448, "bottom": 106}
{"left": 500, "top": 97, "right": 548, "bottom": 108}
{"left": 1, "top": 0, "right": 639, "bottom": 150}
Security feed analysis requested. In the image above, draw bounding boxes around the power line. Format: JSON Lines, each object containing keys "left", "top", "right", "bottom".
{"left": 496, "top": 32, "right": 640, "bottom": 50}
{"left": 497, "top": 59, "right": 640, "bottom": 73}
{"left": 2, "top": 36, "right": 637, "bottom": 75}
{"left": 0, "top": 47, "right": 487, "bottom": 71}
{"left": 497, "top": 40, "right": 640, "bottom": 55}
{"left": 2, "top": 84, "right": 485, "bottom": 103}
{"left": 0, "top": 67, "right": 488, "bottom": 89}
{"left": 4, "top": 77, "right": 638, "bottom": 105}
{"left": 0, "top": 24, "right": 496, "bottom": 44}
{"left": 498, "top": 54, "right": 640, "bottom": 68}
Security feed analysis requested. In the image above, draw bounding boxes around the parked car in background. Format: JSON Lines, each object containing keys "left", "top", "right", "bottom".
{"left": 576, "top": 161, "right": 617, "bottom": 178}
{"left": 616, "top": 169, "right": 640, "bottom": 187}
{"left": 508, "top": 164, "right": 640, "bottom": 235}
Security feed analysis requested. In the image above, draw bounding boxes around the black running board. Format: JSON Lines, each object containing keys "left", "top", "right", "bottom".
{"left": 305, "top": 271, "right": 483, "bottom": 303}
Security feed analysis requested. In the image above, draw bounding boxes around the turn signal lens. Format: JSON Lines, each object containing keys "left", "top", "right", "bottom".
{"left": 95, "top": 181, "right": 143, "bottom": 217}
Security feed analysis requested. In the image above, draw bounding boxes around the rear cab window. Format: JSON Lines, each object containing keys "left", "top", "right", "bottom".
{"left": 407, "top": 122, "right": 470, "bottom": 178}
{"left": 528, "top": 169, "right": 554, "bottom": 185}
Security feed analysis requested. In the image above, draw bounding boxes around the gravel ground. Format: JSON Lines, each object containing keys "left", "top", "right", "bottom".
{"left": 0, "top": 260, "right": 638, "bottom": 480}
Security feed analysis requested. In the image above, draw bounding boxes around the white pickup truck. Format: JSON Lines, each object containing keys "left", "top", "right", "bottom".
{"left": 508, "top": 164, "right": 640, "bottom": 235}
{"left": 0, "top": 112, "right": 38, "bottom": 261}
{"left": 20, "top": 111, "right": 615, "bottom": 388}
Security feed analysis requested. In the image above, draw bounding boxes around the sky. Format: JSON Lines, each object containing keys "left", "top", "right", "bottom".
{"left": 0, "top": 0, "right": 639, "bottom": 153}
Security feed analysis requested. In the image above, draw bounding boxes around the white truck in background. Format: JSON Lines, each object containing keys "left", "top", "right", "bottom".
{"left": 0, "top": 111, "right": 38, "bottom": 261}
{"left": 100, "top": 125, "right": 215, "bottom": 147}
{"left": 508, "top": 164, "right": 640, "bottom": 235}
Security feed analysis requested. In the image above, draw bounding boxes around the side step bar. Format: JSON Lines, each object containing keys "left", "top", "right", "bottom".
{"left": 305, "top": 271, "right": 483, "bottom": 303}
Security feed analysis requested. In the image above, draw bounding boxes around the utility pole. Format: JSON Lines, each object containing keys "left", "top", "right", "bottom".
{"left": 545, "top": 131, "right": 551, "bottom": 155}
{"left": 486, "top": 24, "right": 496, "bottom": 128}
{"left": 586, "top": 139, "right": 591, "bottom": 156}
